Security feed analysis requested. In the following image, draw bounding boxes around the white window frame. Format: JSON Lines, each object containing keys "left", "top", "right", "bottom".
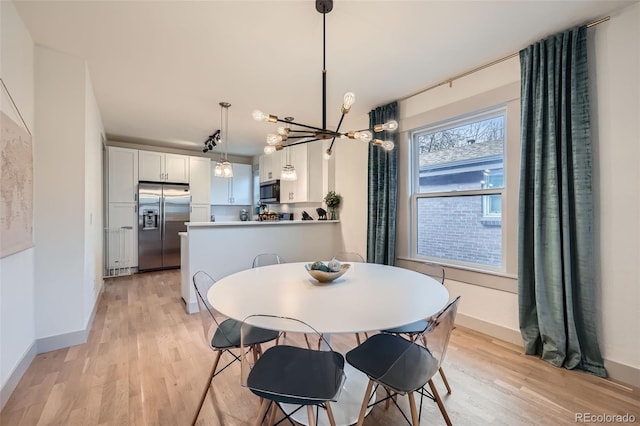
{"left": 410, "top": 106, "right": 508, "bottom": 274}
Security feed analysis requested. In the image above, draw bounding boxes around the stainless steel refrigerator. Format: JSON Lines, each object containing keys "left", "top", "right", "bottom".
{"left": 138, "top": 182, "right": 190, "bottom": 271}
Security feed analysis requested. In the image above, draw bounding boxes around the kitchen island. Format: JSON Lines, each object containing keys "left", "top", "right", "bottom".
{"left": 181, "top": 220, "right": 342, "bottom": 313}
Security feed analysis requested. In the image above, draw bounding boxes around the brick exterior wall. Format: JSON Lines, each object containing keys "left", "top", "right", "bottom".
{"left": 417, "top": 196, "right": 502, "bottom": 266}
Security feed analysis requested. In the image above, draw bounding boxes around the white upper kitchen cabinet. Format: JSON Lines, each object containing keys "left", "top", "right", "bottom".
{"left": 280, "top": 143, "right": 323, "bottom": 204}
{"left": 108, "top": 146, "right": 138, "bottom": 203}
{"left": 259, "top": 150, "right": 283, "bottom": 183}
{"left": 139, "top": 150, "right": 189, "bottom": 183}
{"left": 211, "top": 162, "right": 253, "bottom": 205}
{"left": 189, "top": 156, "right": 211, "bottom": 204}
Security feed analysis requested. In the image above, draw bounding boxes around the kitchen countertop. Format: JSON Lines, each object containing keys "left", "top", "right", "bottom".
{"left": 186, "top": 220, "right": 339, "bottom": 227}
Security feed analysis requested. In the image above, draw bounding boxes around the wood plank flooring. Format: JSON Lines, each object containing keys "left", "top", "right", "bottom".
{"left": 1, "top": 270, "right": 638, "bottom": 425}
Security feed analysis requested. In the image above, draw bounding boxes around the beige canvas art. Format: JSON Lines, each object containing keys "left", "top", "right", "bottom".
{"left": 0, "top": 109, "right": 34, "bottom": 258}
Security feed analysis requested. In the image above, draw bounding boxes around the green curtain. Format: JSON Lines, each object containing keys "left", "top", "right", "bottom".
{"left": 367, "top": 101, "right": 398, "bottom": 265}
{"left": 518, "top": 26, "right": 606, "bottom": 377}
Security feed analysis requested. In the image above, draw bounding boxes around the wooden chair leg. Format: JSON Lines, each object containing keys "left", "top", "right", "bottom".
{"left": 307, "top": 405, "right": 316, "bottom": 426}
{"left": 267, "top": 401, "right": 277, "bottom": 425}
{"left": 407, "top": 391, "right": 419, "bottom": 426}
{"left": 304, "top": 333, "right": 313, "bottom": 349}
{"left": 355, "top": 333, "right": 362, "bottom": 345}
{"left": 192, "top": 351, "right": 222, "bottom": 426}
{"left": 428, "top": 379, "right": 452, "bottom": 426}
{"left": 356, "top": 379, "right": 374, "bottom": 426}
{"left": 325, "top": 402, "right": 337, "bottom": 426}
{"left": 439, "top": 367, "right": 452, "bottom": 394}
{"left": 254, "top": 399, "right": 271, "bottom": 426}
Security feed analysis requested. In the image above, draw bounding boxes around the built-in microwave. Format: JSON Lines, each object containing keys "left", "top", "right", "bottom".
{"left": 259, "top": 180, "right": 280, "bottom": 203}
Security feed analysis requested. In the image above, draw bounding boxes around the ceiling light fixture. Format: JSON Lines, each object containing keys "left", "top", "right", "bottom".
{"left": 252, "top": 0, "right": 397, "bottom": 159}
{"left": 214, "top": 102, "right": 233, "bottom": 178}
{"left": 202, "top": 129, "right": 220, "bottom": 153}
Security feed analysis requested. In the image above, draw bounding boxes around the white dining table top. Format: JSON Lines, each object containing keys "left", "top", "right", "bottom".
{"left": 208, "top": 262, "right": 450, "bottom": 334}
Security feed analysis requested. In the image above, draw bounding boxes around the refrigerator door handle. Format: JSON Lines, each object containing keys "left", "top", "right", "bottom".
{"left": 161, "top": 196, "right": 166, "bottom": 241}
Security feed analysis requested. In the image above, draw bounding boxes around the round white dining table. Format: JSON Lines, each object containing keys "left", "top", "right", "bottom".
{"left": 208, "top": 261, "right": 450, "bottom": 426}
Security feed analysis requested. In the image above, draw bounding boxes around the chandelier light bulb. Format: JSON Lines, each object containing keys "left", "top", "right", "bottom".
{"left": 343, "top": 92, "right": 356, "bottom": 109}
{"left": 355, "top": 130, "right": 373, "bottom": 143}
{"left": 383, "top": 120, "right": 398, "bottom": 131}
{"left": 264, "top": 145, "right": 276, "bottom": 155}
{"left": 276, "top": 125, "right": 289, "bottom": 136}
{"left": 374, "top": 120, "right": 399, "bottom": 132}
{"left": 381, "top": 140, "right": 395, "bottom": 151}
{"left": 266, "top": 134, "right": 283, "bottom": 145}
{"left": 323, "top": 149, "right": 333, "bottom": 160}
{"left": 252, "top": 110, "right": 268, "bottom": 122}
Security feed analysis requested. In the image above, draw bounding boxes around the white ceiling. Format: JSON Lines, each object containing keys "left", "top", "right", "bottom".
{"left": 14, "top": 0, "right": 635, "bottom": 157}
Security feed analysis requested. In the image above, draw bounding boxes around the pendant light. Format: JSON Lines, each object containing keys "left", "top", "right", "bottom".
{"left": 214, "top": 102, "right": 233, "bottom": 178}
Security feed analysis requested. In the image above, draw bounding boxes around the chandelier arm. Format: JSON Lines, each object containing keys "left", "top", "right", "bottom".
{"left": 283, "top": 138, "right": 321, "bottom": 148}
{"left": 333, "top": 112, "right": 346, "bottom": 134}
{"left": 275, "top": 118, "right": 327, "bottom": 133}
{"left": 286, "top": 135, "right": 318, "bottom": 140}
{"left": 328, "top": 137, "right": 337, "bottom": 153}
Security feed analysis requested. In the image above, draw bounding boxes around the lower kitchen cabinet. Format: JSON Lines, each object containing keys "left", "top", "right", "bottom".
{"left": 107, "top": 202, "right": 138, "bottom": 270}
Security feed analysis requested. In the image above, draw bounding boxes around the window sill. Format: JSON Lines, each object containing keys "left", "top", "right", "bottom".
{"left": 395, "top": 256, "right": 518, "bottom": 294}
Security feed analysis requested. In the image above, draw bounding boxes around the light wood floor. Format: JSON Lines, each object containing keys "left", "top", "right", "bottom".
{"left": 1, "top": 270, "right": 638, "bottom": 425}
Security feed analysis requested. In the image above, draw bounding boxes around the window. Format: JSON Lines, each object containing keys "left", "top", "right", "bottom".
{"left": 412, "top": 109, "right": 506, "bottom": 270}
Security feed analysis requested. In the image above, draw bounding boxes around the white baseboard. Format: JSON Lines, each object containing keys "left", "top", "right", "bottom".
{"left": 182, "top": 297, "right": 198, "bottom": 314}
{"left": 457, "top": 313, "right": 640, "bottom": 388}
{"left": 0, "top": 342, "right": 37, "bottom": 411}
{"left": 604, "top": 359, "right": 640, "bottom": 389}
{"left": 37, "top": 279, "right": 103, "bottom": 353}
{"left": 456, "top": 312, "right": 523, "bottom": 347}
{"left": 0, "top": 281, "right": 105, "bottom": 410}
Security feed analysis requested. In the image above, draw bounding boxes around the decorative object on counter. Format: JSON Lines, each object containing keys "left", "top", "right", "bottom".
{"left": 324, "top": 191, "right": 341, "bottom": 220}
{"left": 239, "top": 209, "right": 249, "bottom": 221}
{"left": 252, "top": 0, "right": 397, "bottom": 160}
{"left": 305, "top": 261, "right": 350, "bottom": 283}
{"left": 256, "top": 200, "right": 267, "bottom": 215}
{"left": 316, "top": 207, "right": 327, "bottom": 221}
{"left": 213, "top": 102, "right": 233, "bottom": 178}
{"left": 301, "top": 211, "right": 314, "bottom": 221}
{"left": 279, "top": 212, "right": 294, "bottom": 221}
{"left": 258, "top": 210, "right": 280, "bottom": 221}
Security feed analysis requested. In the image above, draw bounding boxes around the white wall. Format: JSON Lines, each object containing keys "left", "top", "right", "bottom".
{"left": 590, "top": 3, "right": 640, "bottom": 373}
{"left": 0, "top": 0, "right": 37, "bottom": 398}
{"left": 334, "top": 113, "right": 369, "bottom": 257}
{"left": 83, "top": 70, "right": 105, "bottom": 321}
{"left": 34, "top": 46, "right": 87, "bottom": 339}
{"left": 33, "top": 46, "right": 105, "bottom": 342}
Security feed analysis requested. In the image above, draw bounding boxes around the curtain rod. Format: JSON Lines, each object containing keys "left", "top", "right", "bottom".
{"left": 398, "top": 16, "right": 610, "bottom": 103}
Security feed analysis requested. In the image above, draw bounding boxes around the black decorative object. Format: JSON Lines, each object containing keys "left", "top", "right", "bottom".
{"left": 301, "top": 211, "right": 314, "bottom": 221}
{"left": 316, "top": 208, "right": 327, "bottom": 221}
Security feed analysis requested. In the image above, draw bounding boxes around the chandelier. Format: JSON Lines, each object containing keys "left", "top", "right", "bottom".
{"left": 252, "top": 0, "right": 397, "bottom": 164}
{"left": 213, "top": 102, "right": 233, "bottom": 178}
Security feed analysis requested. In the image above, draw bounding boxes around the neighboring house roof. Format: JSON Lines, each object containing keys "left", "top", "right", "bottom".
{"left": 420, "top": 139, "right": 504, "bottom": 169}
